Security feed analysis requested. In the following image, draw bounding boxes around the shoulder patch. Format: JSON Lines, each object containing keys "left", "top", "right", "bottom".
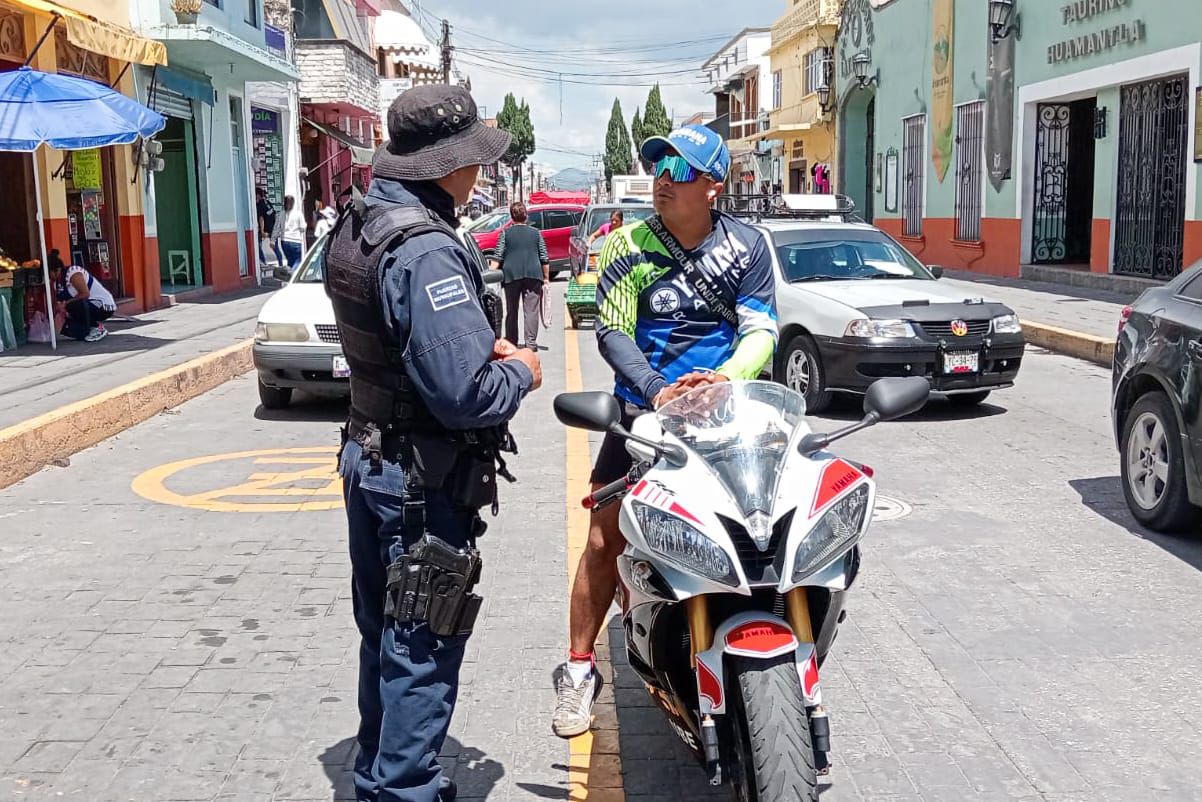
{"left": 425, "top": 275, "right": 471, "bottom": 311}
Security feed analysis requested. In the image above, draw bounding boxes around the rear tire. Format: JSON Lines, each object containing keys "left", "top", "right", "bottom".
{"left": 948, "top": 390, "right": 990, "bottom": 407}
{"left": 779, "top": 335, "right": 832, "bottom": 415}
{"left": 727, "top": 654, "right": 818, "bottom": 802}
{"left": 258, "top": 378, "right": 292, "bottom": 410}
{"left": 1120, "top": 391, "right": 1201, "bottom": 532}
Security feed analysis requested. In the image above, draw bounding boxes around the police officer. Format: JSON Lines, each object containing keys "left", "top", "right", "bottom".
{"left": 326, "top": 84, "right": 542, "bottom": 802}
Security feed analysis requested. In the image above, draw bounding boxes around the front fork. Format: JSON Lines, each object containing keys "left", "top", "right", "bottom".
{"left": 687, "top": 589, "right": 831, "bottom": 783}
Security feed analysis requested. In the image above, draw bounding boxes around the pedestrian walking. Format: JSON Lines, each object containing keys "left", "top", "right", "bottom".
{"left": 312, "top": 201, "right": 338, "bottom": 242}
{"left": 489, "top": 201, "right": 549, "bottom": 350}
{"left": 325, "top": 83, "right": 542, "bottom": 802}
{"left": 256, "top": 187, "right": 277, "bottom": 269}
{"left": 281, "top": 195, "right": 306, "bottom": 270}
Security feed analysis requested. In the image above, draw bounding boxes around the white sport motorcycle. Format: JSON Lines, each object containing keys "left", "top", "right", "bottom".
{"left": 554, "top": 376, "right": 930, "bottom": 801}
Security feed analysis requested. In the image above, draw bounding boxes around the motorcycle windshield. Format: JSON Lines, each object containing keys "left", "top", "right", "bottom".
{"left": 656, "top": 381, "right": 807, "bottom": 526}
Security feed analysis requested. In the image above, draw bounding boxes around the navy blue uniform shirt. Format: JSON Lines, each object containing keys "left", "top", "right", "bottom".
{"left": 366, "top": 178, "right": 533, "bottom": 430}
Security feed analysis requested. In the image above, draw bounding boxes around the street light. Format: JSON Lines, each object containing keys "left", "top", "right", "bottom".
{"left": 852, "top": 53, "right": 878, "bottom": 88}
{"left": 817, "top": 83, "right": 832, "bottom": 113}
{"left": 989, "top": 0, "right": 1021, "bottom": 43}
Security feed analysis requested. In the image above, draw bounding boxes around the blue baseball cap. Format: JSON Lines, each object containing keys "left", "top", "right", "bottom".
{"left": 640, "top": 124, "right": 730, "bottom": 184}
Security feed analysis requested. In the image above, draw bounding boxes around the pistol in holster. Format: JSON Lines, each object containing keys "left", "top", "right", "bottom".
{"left": 383, "top": 535, "right": 483, "bottom": 638}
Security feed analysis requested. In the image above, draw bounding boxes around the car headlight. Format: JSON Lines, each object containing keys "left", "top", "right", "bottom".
{"left": 255, "top": 323, "right": 310, "bottom": 343}
{"left": 845, "top": 319, "right": 917, "bottom": 338}
{"left": 792, "top": 485, "right": 870, "bottom": 582}
{"left": 992, "top": 314, "right": 1022, "bottom": 334}
{"left": 633, "top": 502, "right": 738, "bottom": 586}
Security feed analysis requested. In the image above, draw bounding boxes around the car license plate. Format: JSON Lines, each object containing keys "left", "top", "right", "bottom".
{"left": 943, "top": 351, "right": 979, "bottom": 374}
{"left": 332, "top": 355, "right": 351, "bottom": 378}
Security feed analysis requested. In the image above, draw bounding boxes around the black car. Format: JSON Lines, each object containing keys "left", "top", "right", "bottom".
{"left": 1113, "top": 263, "right": 1202, "bottom": 531}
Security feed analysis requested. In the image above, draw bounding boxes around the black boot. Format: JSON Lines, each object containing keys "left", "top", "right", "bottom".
{"left": 438, "top": 775, "right": 457, "bottom": 802}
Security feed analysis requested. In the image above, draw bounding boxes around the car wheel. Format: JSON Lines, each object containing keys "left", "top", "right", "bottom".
{"left": 780, "top": 334, "right": 832, "bottom": 414}
{"left": 258, "top": 378, "right": 293, "bottom": 410}
{"left": 948, "top": 391, "right": 991, "bottom": 407}
{"left": 1120, "top": 392, "right": 1201, "bottom": 532}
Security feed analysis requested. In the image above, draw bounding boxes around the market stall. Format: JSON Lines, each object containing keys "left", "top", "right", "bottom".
{"left": 0, "top": 65, "right": 164, "bottom": 349}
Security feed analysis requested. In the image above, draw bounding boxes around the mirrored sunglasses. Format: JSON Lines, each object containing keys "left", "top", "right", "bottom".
{"left": 654, "top": 155, "right": 701, "bottom": 184}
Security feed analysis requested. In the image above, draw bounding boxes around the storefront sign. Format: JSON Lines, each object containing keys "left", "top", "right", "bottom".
{"left": 251, "top": 107, "right": 279, "bottom": 134}
{"left": 264, "top": 24, "right": 286, "bottom": 57}
{"left": 72, "top": 149, "right": 101, "bottom": 190}
{"left": 1050, "top": 0, "right": 1145, "bottom": 64}
{"left": 884, "top": 148, "right": 899, "bottom": 213}
{"left": 930, "top": 0, "right": 955, "bottom": 183}
{"left": 986, "top": 26, "right": 1016, "bottom": 190}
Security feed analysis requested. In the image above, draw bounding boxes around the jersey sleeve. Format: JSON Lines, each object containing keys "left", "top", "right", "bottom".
{"left": 595, "top": 230, "right": 668, "bottom": 407}
{"left": 717, "top": 228, "right": 778, "bottom": 379}
{"left": 381, "top": 236, "right": 533, "bottom": 430}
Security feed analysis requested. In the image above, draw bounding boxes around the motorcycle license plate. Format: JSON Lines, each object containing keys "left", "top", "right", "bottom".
{"left": 943, "top": 351, "right": 979, "bottom": 374}
{"left": 332, "top": 355, "right": 351, "bottom": 378}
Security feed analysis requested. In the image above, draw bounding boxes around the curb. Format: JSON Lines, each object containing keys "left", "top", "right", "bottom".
{"left": 0, "top": 339, "right": 254, "bottom": 490}
{"left": 1021, "top": 321, "right": 1114, "bottom": 368}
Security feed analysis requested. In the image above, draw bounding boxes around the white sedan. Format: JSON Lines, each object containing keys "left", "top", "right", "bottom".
{"left": 253, "top": 237, "right": 348, "bottom": 409}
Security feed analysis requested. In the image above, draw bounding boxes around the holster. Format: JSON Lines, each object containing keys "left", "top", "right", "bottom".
{"left": 383, "top": 535, "right": 483, "bottom": 637}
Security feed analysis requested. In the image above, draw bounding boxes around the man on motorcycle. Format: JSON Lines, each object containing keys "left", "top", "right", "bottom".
{"left": 552, "top": 124, "right": 779, "bottom": 737}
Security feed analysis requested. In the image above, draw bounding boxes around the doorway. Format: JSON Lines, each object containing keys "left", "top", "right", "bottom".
{"left": 153, "top": 117, "right": 202, "bottom": 291}
{"left": 230, "top": 97, "right": 253, "bottom": 278}
{"left": 864, "top": 97, "right": 875, "bottom": 222}
{"left": 1114, "top": 74, "right": 1189, "bottom": 280}
{"left": 839, "top": 87, "right": 876, "bottom": 221}
{"left": 1031, "top": 98, "right": 1096, "bottom": 264}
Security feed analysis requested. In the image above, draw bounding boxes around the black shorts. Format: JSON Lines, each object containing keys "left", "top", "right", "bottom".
{"left": 588, "top": 400, "right": 648, "bottom": 485}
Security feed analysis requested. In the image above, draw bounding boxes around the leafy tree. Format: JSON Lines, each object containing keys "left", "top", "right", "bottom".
{"left": 496, "top": 93, "right": 535, "bottom": 197}
{"left": 642, "top": 83, "right": 672, "bottom": 140}
{"left": 603, "top": 98, "right": 632, "bottom": 188}
{"left": 631, "top": 107, "right": 648, "bottom": 172}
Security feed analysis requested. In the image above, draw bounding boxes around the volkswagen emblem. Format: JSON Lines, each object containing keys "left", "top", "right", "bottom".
{"left": 950, "top": 319, "right": 969, "bottom": 337}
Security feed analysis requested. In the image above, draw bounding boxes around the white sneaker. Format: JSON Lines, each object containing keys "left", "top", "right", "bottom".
{"left": 84, "top": 327, "right": 107, "bottom": 342}
{"left": 551, "top": 663, "right": 603, "bottom": 738}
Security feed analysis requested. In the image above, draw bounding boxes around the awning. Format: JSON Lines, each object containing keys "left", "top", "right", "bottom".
{"left": 7, "top": 0, "right": 168, "bottom": 66}
{"left": 753, "top": 123, "right": 815, "bottom": 142}
{"left": 471, "top": 189, "right": 494, "bottom": 208}
{"left": 302, "top": 117, "right": 374, "bottom": 166}
{"left": 153, "top": 65, "right": 214, "bottom": 106}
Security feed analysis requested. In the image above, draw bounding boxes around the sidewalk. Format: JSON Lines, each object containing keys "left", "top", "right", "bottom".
{"left": 0, "top": 286, "right": 274, "bottom": 430}
{"left": 942, "top": 270, "right": 1134, "bottom": 365}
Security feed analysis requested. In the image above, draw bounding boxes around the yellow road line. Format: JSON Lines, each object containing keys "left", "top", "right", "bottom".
{"left": 564, "top": 325, "right": 626, "bottom": 802}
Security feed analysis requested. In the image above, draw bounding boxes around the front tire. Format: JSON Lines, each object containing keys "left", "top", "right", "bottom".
{"left": 727, "top": 654, "right": 818, "bottom": 802}
{"left": 258, "top": 378, "right": 293, "bottom": 410}
{"left": 780, "top": 335, "right": 832, "bottom": 415}
{"left": 1120, "top": 392, "right": 1201, "bottom": 532}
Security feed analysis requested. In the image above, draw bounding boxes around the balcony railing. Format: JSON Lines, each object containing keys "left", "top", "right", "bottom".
{"left": 771, "top": 0, "right": 842, "bottom": 47}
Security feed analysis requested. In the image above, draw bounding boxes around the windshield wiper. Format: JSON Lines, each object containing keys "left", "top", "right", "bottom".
{"left": 791, "top": 275, "right": 862, "bottom": 283}
{"left": 865, "top": 273, "right": 919, "bottom": 279}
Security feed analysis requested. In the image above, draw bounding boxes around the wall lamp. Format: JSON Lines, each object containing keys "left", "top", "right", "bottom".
{"left": 817, "top": 83, "right": 833, "bottom": 113}
{"left": 852, "top": 53, "right": 879, "bottom": 88}
{"left": 989, "top": 0, "right": 1021, "bottom": 43}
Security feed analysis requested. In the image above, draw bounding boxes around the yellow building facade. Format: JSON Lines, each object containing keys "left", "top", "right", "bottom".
{"left": 761, "top": 0, "right": 841, "bottom": 194}
{"left": 0, "top": 0, "right": 165, "bottom": 317}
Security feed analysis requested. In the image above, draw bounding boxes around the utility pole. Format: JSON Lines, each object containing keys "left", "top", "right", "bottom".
{"left": 439, "top": 19, "right": 452, "bottom": 85}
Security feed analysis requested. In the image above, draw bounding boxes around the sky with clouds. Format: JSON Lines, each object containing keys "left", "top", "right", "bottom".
{"left": 405, "top": 0, "right": 784, "bottom": 173}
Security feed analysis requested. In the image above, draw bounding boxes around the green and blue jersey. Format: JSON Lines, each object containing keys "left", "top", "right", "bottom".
{"left": 595, "top": 212, "right": 778, "bottom": 408}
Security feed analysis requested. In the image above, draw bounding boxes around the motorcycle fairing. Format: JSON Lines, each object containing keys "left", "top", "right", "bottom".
{"left": 694, "top": 611, "right": 823, "bottom": 716}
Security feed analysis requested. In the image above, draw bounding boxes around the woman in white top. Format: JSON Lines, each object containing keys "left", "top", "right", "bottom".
{"left": 312, "top": 202, "right": 338, "bottom": 242}
{"left": 48, "top": 249, "right": 116, "bottom": 342}
{"left": 281, "top": 194, "right": 307, "bottom": 270}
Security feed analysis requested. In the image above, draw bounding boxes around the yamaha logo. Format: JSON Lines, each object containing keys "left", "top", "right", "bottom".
{"left": 650, "top": 288, "right": 680, "bottom": 314}
{"left": 950, "top": 319, "right": 969, "bottom": 337}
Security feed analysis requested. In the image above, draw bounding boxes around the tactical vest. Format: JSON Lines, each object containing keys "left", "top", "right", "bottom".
{"left": 324, "top": 199, "right": 496, "bottom": 439}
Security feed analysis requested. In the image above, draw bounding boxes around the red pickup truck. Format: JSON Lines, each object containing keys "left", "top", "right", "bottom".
{"left": 468, "top": 203, "right": 584, "bottom": 278}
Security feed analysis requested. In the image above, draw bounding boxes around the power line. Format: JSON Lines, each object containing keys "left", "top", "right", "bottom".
{"left": 454, "top": 57, "right": 706, "bottom": 87}
{"left": 455, "top": 49, "right": 704, "bottom": 79}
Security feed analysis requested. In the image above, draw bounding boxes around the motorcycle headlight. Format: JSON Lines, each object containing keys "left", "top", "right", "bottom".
{"left": 792, "top": 485, "right": 870, "bottom": 582}
{"left": 992, "top": 314, "right": 1022, "bottom": 334}
{"left": 633, "top": 503, "right": 738, "bottom": 587}
{"left": 845, "top": 319, "right": 917, "bottom": 339}
{"left": 255, "top": 322, "right": 310, "bottom": 343}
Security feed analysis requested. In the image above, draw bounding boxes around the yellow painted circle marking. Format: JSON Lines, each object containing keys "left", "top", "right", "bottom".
{"left": 132, "top": 446, "right": 342, "bottom": 512}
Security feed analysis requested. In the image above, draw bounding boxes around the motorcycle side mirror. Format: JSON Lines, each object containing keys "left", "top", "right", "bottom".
{"left": 554, "top": 392, "right": 621, "bottom": 433}
{"left": 863, "top": 377, "right": 931, "bottom": 421}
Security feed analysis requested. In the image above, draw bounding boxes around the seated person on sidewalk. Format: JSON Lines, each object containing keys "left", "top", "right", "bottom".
{"left": 48, "top": 250, "right": 115, "bottom": 343}
{"left": 551, "top": 125, "right": 778, "bottom": 737}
